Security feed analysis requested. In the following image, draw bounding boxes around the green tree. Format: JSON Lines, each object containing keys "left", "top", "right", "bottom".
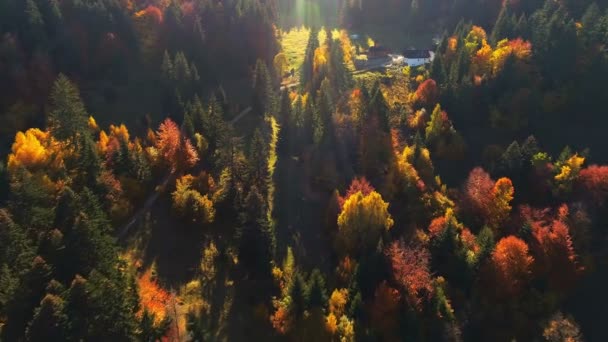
{"left": 252, "top": 59, "right": 277, "bottom": 116}
{"left": 300, "top": 27, "right": 319, "bottom": 88}
{"left": 491, "top": 5, "right": 515, "bottom": 44}
{"left": 48, "top": 74, "right": 88, "bottom": 142}
{"left": 307, "top": 269, "right": 327, "bottom": 308}
{"left": 25, "top": 294, "right": 68, "bottom": 341}
{"left": 289, "top": 272, "right": 308, "bottom": 318}
{"left": 249, "top": 128, "right": 269, "bottom": 191}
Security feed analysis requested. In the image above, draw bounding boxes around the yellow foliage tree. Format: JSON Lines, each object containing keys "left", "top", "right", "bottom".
{"left": 273, "top": 52, "right": 289, "bottom": 77}
{"left": 464, "top": 26, "right": 487, "bottom": 53}
{"left": 337, "top": 191, "right": 394, "bottom": 255}
{"left": 313, "top": 45, "right": 329, "bottom": 73}
{"left": 328, "top": 288, "right": 349, "bottom": 317}
{"left": 472, "top": 39, "right": 492, "bottom": 77}
{"left": 339, "top": 30, "right": 354, "bottom": 69}
{"left": 488, "top": 177, "right": 515, "bottom": 229}
{"left": 7, "top": 128, "right": 65, "bottom": 174}
{"left": 172, "top": 174, "right": 215, "bottom": 223}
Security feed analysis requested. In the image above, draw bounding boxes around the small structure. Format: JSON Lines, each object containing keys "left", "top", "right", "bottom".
{"left": 368, "top": 45, "right": 391, "bottom": 59}
{"left": 403, "top": 49, "right": 432, "bottom": 67}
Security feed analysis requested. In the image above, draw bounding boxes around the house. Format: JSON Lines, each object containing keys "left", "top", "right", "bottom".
{"left": 368, "top": 45, "right": 391, "bottom": 59}
{"left": 403, "top": 49, "right": 432, "bottom": 67}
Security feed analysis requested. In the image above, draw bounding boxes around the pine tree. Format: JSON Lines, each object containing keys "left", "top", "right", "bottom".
{"left": 499, "top": 141, "right": 524, "bottom": 176}
{"left": 0, "top": 162, "right": 8, "bottom": 205}
{"left": 248, "top": 128, "right": 269, "bottom": 191}
{"left": 330, "top": 37, "right": 353, "bottom": 93}
{"left": 238, "top": 186, "right": 274, "bottom": 283}
{"left": 369, "top": 80, "right": 390, "bottom": 132}
{"left": 161, "top": 50, "right": 175, "bottom": 82}
{"left": 48, "top": 74, "right": 89, "bottom": 142}
{"left": 430, "top": 53, "right": 447, "bottom": 87}
{"left": 24, "top": 0, "right": 46, "bottom": 48}
{"left": 277, "top": 89, "right": 292, "bottom": 155}
{"left": 252, "top": 59, "right": 277, "bottom": 116}
{"left": 300, "top": 27, "right": 319, "bottom": 88}
{"left": 491, "top": 5, "right": 514, "bottom": 44}
{"left": 289, "top": 272, "right": 308, "bottom": 317}
{"left": 25, "top": 294, "right": 68, "bottom": 341}
{"left": 307, "top": 269, "right": 327, "bottom": 308}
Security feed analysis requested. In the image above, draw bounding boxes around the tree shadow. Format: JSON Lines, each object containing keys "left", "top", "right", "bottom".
{"left": 141, "top": 196, "right": 204, "bottom": 287}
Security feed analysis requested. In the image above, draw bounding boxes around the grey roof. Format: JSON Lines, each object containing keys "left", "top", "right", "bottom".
{"left": 403, "top": 49, "right": 431, "bottom": 58}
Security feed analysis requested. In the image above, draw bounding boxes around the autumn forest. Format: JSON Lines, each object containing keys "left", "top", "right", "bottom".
{"left": 1, "top": 0, "right": 608, "bottom": 341}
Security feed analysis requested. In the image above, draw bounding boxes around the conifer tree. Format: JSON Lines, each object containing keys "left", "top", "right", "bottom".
{"left": 252, "top": 59, "right": 277, "bottom": 116}
{"left": 300, "top": 27, "right": 319, "bottom": 88}
{"left": 48, "top": 74, "right": 88, "bottom": 142}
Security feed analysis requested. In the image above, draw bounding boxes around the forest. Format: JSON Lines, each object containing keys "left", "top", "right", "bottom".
{"left": 1, "top": 0, "right": 608, "bottom": 341}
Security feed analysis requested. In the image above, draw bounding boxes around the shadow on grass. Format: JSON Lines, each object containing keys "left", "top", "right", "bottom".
{"left": 140, "top": 196, "right": 204, "bottom": 288}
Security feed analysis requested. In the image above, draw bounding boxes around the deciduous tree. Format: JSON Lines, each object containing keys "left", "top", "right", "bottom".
{"left": 337, "top": 191, "right": 394, "bottom": 255}
{"left": 490, "top": 236, "right": 533, "bottom": 296}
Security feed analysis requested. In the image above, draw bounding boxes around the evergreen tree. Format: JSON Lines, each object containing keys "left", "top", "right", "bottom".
{"left": 48, "top": 74, "right": 89, "bottom": 142}
{"left": 491, "top": 5, "right": 515, "bottom": 44}
{"left": 289, "top": 272, "right": 308, "bottom": 318}
{"left": 25, "top": 294, "right": 68, "bottom": 341}
{"left": 248, "top": 128, "right": 269, "bottom": 191}
{"left": 24, "top": 0, "right": 46, "bottom": 48}
{"left": 161, "top": 50, "right": 175, "bottom": 82}
{"left": 430, "top": 53, "right": 447, "bottom": 87}
{"left": 252, "top": 59, "right": 277, "bottom": 116}
{"left": 307, "top": 269, "right": 327, "bottom": 308}
{"left": 300, "top": 27, "right": 319, "bottom": 88}
{"left": 237, "top": 190, "right": 273, "bottom": 293}
{"left": 277, "top": 89, "right": 292, "bottom": 155}
{"left": 330, "top": 37, "right": 353, "bottom": 93}
{"left": 499, "top": 141, "right": 524, "bottom": 176}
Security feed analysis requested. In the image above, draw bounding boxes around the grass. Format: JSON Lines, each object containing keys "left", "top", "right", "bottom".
{"left": 353, "top": 70, "right": 387, "bottom": 86}
{"left": 279, "top": 27, "right": 343, "bottom": 72}
{"left": 280, "top": 26, "right": 310, "bottom": 72}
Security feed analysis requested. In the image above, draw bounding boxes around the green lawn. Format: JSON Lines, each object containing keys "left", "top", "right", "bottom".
{"left": 279, "top": 27, "right": 343, "bottom": 73}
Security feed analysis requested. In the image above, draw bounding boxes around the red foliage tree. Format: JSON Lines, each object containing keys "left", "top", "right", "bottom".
{"left": 415, "top": 79, "right": 439, "bottom": 107}
{"left": 520, "top": 205, "right": 580, "bottom": 291}
{"left": 386, "top": 240, "right": 433, "bottom": 309}
{"left": 578, "top": 165, "right": 608, "bottom": 205}
{"left": 136, "top": 5, "right": 164, "bottom": 25}
{"left": 464, "top": 168, "right": 515, "bottom": 229}
{"left": 491, "top": 236, "right": 533, "bottom": 296}
{"left": 339, "top": 177, "right": 375, "bottom": 209}
{"left": 464, "top": 167, "right": 494, "bottom": 220}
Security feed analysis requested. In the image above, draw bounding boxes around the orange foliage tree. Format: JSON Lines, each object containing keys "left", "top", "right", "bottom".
{"left": 491, "top": 236, "right": 533, "bottom": 296}
{"left": 386, "top": 240, "right": 433, "bottom": 309}
{"left": 415, "top": 79, "right": 439, "bottom": 107}
{"left": 138, "top": 269, "right": 171, "bottom": 325}
{"left": 155, "top": 118, "right": 199, "bottom": 171}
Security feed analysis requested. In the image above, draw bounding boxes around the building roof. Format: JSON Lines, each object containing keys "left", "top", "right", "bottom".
{"left": 369, "top": 45, "right": 390, "bottom": 53}
{"left": 403, "top": 49, "right": 431, "bottom": 59}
